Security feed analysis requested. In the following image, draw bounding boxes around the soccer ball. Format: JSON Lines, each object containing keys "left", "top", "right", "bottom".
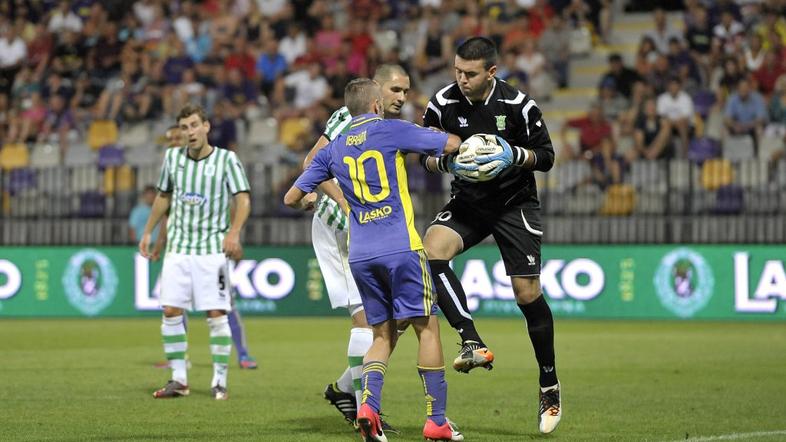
{"left": 454, "top": 134, "right": 504, "bottom": 182}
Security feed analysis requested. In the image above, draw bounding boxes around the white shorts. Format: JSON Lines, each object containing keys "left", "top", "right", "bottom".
{"left": 312, "top": 213, "right": 362, "bottom": 310}
{"left": 160, "top": 253, "right": 232, "bottom": 312}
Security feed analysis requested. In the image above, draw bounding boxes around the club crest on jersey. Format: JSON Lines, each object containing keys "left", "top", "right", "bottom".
{"left": 495, "top": 115, "right": 507, "bottom": 130}
{"left": 181, "top": 192, "right": 206, "bottom": 206}
{"left": 205, "top": 164, "right": 215, "bottom": 176}
{"left": 458, "top": 116, "right": 468, "bottom": 128}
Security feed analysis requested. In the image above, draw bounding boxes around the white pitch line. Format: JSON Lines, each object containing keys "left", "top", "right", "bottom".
{"left": 666, "top": 430, "right": 786, "bottom": 442}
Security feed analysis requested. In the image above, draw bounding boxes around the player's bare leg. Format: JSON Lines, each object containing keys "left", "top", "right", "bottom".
{"left": 513, "top": 276, "right": 561, "bottom": 434}
{"left": 424, "top": 225, "right": 494, "bottom": 373}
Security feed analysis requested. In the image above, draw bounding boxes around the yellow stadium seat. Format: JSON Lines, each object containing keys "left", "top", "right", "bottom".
{"left": 116, "top": 165, "right": 135, "bottom": 192}
{"left": 278, "top": 117, "right": 311, "bottom": 149}
{"left": 103, "top": 166, "right": 116, "bottom": 195}
{"left": 599, "top": 184, "right": 636, "bottom": 216}
{"left": 87, "top": 120, "right": 119, "bottom": 150}
{"left": 0, "top": 143, "right": 30, "bottom": 171}
{"left": 701, "top": 158, "right": 734, "bottom": 191}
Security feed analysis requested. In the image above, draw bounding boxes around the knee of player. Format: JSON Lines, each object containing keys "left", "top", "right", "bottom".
{"left": 513, "top": 279, "right": 542, "bottom": 304}
{"left": 423, "top": 230, "right": 461, "bottom": 260}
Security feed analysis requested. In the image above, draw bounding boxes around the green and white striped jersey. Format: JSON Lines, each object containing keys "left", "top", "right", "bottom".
{"left": 316, "top": 106, "right": 352, "bottom": 231}
{"left": 157, "top": 146, "right": 250, "bottom": 255}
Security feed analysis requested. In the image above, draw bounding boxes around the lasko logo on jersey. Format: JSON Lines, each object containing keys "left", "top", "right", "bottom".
{"left": 62, "top": 249, "right": 119, "bottom": 316}
{"left": 654, "top": 248, "right": 714, "bottom": 318}
{"left": 495, "top": 115, "right": 506, "bottom": 130}
{"left": 181, "top": 192, "right": 206, "bottom": 206}
{"left": 358, "top": 205, "right": 393, "bottom": 224}
{"left": 346, "top": 131, "right": 367, "bottom": 146}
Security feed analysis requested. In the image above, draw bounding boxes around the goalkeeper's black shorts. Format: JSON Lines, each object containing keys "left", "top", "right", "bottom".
{"left": 429, "top": 198, "right": 543, "bottom": 277}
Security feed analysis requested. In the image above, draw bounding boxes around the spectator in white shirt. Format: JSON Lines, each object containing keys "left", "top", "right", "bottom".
{"left": 0, "top": 25, "right": 27, "bottom": 95}
{"left": 657, "top": 77, "right": 695, "bottom": 156}
{"left": 279, "top": 23, "right": 307, "bottom": 65}
{"left": 48, "top": 1, "right": 83, "bottom": 34}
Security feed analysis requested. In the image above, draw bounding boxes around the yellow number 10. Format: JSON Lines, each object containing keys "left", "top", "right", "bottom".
{"left": 343, "top": 150, "right": 390, "bottom": 204}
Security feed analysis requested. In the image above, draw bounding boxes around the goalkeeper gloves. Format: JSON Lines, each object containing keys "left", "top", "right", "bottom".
{"left": 474, "top": 135, "right": 514, "bottom": 179}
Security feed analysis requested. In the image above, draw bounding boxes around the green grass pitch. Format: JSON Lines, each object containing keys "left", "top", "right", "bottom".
{"left": 2, "top": 318, "right": 785, "bottom": 441}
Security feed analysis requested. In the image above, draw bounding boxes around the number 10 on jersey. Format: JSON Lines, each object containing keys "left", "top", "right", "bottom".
{"left": 343, "top": 150, "right": 390, "bottom": 204}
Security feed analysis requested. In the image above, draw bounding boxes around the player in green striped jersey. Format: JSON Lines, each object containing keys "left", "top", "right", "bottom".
{"left": 304, "top": 65, "right": 413, "bottom": 429}
{"left": 139, "top": 104, "right": 251, "bottom": 401}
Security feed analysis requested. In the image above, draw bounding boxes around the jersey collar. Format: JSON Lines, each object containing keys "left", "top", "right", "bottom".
{"left": 461, "top": 78, "right": 497, "bottom": 106}
{"left": 349, "top": 113, "right": 382, "bottom": 129}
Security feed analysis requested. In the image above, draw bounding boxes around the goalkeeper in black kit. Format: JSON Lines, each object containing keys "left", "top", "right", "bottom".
{"left": 419, "top": 36, "right": 561, "bottom": 434}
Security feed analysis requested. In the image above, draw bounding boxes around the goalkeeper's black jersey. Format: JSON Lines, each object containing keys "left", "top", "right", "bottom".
{"left": 422, "top": 78, "right": 555, "bottom": 208}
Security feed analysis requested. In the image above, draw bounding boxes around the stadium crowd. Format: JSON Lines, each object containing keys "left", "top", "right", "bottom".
{"left": 0, "top": 0, "right": 785, "bottom": 221}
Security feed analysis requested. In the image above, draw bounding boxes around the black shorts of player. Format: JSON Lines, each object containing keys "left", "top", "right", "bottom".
{"left": 430, "top": 198, "right": 543, "bottom": 277}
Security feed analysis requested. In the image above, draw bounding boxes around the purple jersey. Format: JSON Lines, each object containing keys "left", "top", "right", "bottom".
{"left": 295, "top": 114, "right": 448, "bottom": 262}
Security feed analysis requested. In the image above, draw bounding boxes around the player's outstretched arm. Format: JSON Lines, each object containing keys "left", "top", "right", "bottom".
{"left": 284, "top": 186, "right": 318, "bottom": 210}
{"left": 223, "top": 192, "right": 250, "bottom": 261}
{"left": 139, "top": 192, "right": 171, "bottom": 259}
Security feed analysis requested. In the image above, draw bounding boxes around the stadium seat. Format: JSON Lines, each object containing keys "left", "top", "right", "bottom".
{"left": 668, "top": 159, "right": 696, "bottom": 191}
{"left": 136, "top": 164, "right": 160, "bottom": 192}
{"left": 635, "top": 191, "right": 666, "bottom": 214}
{"left": 113, "top": 191, "right": 135, "bottom": 217}
{"left": 37, "top": 167, "right": 68, "bottom": 195}
{"left": 125, "top": 144, "right": 159, "bottom": 166}
{"left": 630, "top": 160, "right": 667, "bottom": 193}
{"left": 70, "top": 165, "right": 100, "bottom": 194}
{"left": 689, "top": 189, "right": 716, "bottom": 214}
{"left": 116, "top": 165, "right": 135, "bottom": 192}
{"left": 778, "top": 161, "right": 786, "bottom": 189}
{"left": 98, "top": 145, "right": 125, "bottom": 169}
{"left": 553, "top": 160, "right": 592, "bottom": 192}
{"left": 0, "top": 143, "right": 30, "bottom": 171}
{"left": 746, "top": 189, "right": 780, "bottom": 214}
{"left": 701, "top": 158, "right": 734, "bottom": 191}
{"left": 599, "top": 184, "right": 636, "bottom": 216}
{"left": 278, "top": 117, "right": 310, "bottom": 149}
{"left": 87, "top": 119, "right": 119, "bottom": 150}
{"left": 713, "top": 184, "right": 744, "bottom": 215}
{"left": 103, "top": 167, "right": 116, "bottom": 195}
{"left": 9, "top": 189, "right": 43, "bottom": 218}
{"left": 688, "top": 137, "right": 720, "bottom": 164}
{"left": 249, "top": 117, "right": 278, "bottom": 146}
{"left": 692, "top": 90, "right": 716, "bottom": 120}
{"left": 78, "top": 191, "right": 106, "bottom": 218}
{"left": 736, "top": 160, "right": 769, "bottom": 189}
{"left": 64, "top": 143, "right": 97, "bottom": 167}
{"left": 30, "top": 143, "right": 60, "bottom": 168}
{"left": 722, "top": 135, "right": 755, "bottom": 161}
{"left": 7, "top": 168, "right": 37, "bottom": 195}
{"left": 759, "top": 135, "right": 783, "bottom": 161}
{"left": 118, "top": 123, "right": 151, "bottom": 147}
{"left": 565, "top": 185, "right": 603, "bottom": 214}
{"left": 44, "top": 194, "right": 73, "bottom": 217}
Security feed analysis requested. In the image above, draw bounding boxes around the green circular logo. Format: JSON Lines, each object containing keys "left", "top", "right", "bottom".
{"left": 62, "top": 249, "right": 118, "bottom": 316}
{"left": 654, "top": 248, "right": 714, "bottom": 318}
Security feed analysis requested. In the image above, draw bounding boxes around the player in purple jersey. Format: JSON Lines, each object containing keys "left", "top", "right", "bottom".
{"left": 285, "top": 78, "right": 464, "bottom": 442}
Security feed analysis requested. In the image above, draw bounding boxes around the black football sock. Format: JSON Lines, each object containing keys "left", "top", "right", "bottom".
{"left": 518, "top": 295, "right": 558, "bottom": 388}
{"left": 429, "top": 259, "right": 485, "bottom": 346}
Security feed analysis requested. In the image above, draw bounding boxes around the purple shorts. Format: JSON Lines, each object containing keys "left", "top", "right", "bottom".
{"left": 350, "top": 250, "right": 437, "bottom": 326}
